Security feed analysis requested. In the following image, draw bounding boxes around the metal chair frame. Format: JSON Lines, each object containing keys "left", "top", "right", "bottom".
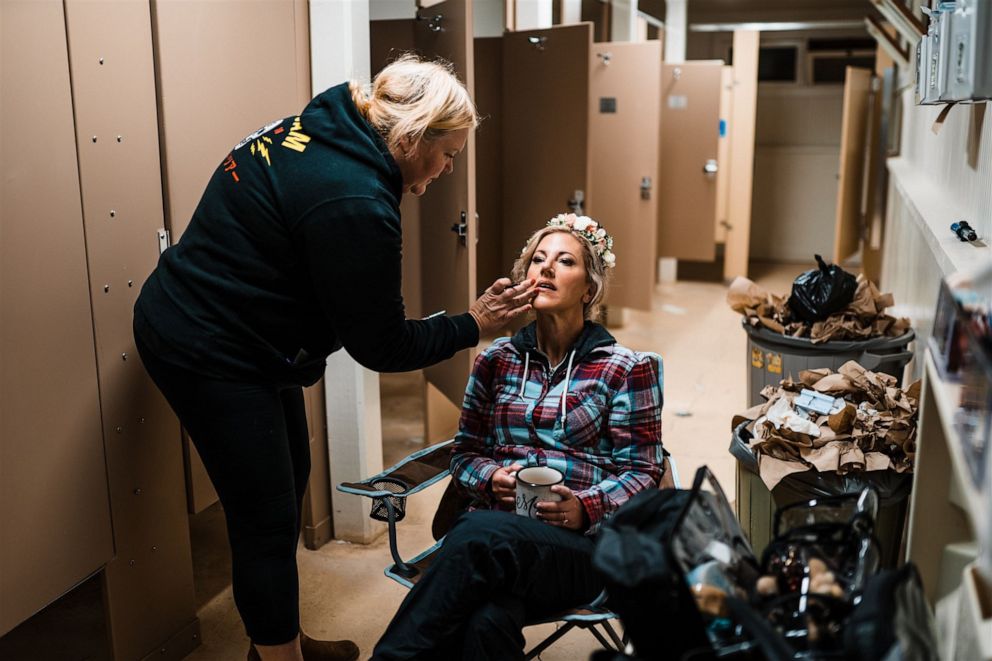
{"left": 338, "top": 441, "right": 681, "bottom": 659}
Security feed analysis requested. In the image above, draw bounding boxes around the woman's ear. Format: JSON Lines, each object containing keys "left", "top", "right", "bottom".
{"left": 582, "top": 286, "right": 593, "bottom": 304}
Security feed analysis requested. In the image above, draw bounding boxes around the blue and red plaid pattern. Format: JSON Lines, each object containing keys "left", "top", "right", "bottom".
{"left": 451, "top": 338, "right": 664, "bottom": 534}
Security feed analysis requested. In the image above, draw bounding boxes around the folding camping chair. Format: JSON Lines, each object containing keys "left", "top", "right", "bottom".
{"left": 338, "top": 442, "right": 680, "bottom": 658}
{"left": 338, "top": 421, "right": 680, "bottom": 659}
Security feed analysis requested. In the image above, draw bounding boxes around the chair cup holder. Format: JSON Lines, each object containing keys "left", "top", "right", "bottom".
{"left": 369, "top": 477, "right": 409, "bottom": 523}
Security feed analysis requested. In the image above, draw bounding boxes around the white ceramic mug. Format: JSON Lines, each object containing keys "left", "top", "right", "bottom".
{"left": 515, "top": 466, "right": 563, "bottom": 519}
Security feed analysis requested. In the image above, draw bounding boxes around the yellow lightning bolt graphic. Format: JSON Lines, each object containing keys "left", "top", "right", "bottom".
{"left": 254, "top": 139, "right": 272, "bottom": 166}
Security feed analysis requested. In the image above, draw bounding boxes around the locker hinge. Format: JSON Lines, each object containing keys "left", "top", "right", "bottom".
{"left": 157, "top": 228, "right": 171, "bottom": 254}
{"left": 416, "top": 11, "right": 443, "bottom": 33}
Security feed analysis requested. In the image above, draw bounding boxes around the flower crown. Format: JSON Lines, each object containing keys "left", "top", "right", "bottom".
{"left": 545, "top": 213, "right": 616, "bottom": 268}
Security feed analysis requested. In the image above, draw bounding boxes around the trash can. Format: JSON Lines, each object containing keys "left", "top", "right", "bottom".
{"left": 731, "top": 421, "right": 912, "bottom": 567}
{"left": 744, "top": 321, "right": 915, "bottom": 407}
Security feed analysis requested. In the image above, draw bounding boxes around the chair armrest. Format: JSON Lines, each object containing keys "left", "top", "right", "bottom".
{"left": 337, "top": 439, "right": 454, "bottom": 499}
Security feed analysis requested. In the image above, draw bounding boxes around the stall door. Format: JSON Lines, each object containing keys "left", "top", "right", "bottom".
{"left": 475, "top": 36, "right": 504, "bottom": 297}
{"left": 833, "top": 67, "right": 872, "bottom": 265}
{"left": 657, "top": 61, "right": 723, "bottom": 262}
{"left": 502, "top": 24, "right": 592, "bottom": 274}
{"left": 415, "top": 0, "right": 477, "bottom": 407}
{"left": 716, "top": 65, "right": 734, "bottom": 244}
{"left": 588, "top": 41, "right": 661, "bottom": 311}
{"left": 723, "top": 30, "right": 760, "bottom": 281}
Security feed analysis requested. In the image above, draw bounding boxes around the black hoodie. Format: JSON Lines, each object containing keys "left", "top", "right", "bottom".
{"left": 135, "top": 83, "right": 479, "bottom": 386}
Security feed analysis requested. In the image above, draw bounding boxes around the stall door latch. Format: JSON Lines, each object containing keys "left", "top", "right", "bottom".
{"left": 703, "top": 159, "right": 719, "bottom": 176}
{"left": 640, "top": 176, "right": 652, "bottom": 200}
{"left": 451, "top": 211, "right": 468, "bottom": 245}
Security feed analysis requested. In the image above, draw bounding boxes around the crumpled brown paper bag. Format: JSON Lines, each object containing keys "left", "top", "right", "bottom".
{"left": 735, "top": 361, "right": 921, "bottom": 489}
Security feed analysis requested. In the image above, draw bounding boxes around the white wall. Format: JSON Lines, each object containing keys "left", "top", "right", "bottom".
{"left": 474, "top": 0, "right": 504, "bottom": 37}
{"left": 310, "top": 0, "right": 385, "bottom": 544}
{"left": 370, "top": 0, "right": 416, "bottom": 21}
{"left": 311, "top": 0, "right": 371, "bottom": 91}
{"left": 749, "top": 86, "right": 844, "bottom": 262}
{"left": 881, "top": 90, "right": 992, "bottom": 380}
{"left": 515, "top": 0, "right": 552, "bottom": 30}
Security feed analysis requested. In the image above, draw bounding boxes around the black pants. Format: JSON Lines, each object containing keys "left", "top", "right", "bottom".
{"left": 135, "top": 334, "right": 310, "bottom": 646}
{"left": 372, "top": 510, "right": 604, "bottom": 661}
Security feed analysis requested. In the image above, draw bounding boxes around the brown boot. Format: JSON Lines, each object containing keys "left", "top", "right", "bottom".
{"left": 301, "top": 631, "right": 360, "bottom": 661}
{"left": 247, "top": 634, "right": 359, "bottom": 661}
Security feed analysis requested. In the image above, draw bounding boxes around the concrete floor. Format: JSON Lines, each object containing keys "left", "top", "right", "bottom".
{"left": 0, "top": 261, "right": 799, "bottom": 661}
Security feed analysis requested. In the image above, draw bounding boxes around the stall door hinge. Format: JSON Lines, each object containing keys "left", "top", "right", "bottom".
{"left": 157, "top": 228, "right": 171, "bottom": 254}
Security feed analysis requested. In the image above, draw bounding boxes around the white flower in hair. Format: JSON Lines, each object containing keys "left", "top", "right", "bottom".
{"left": 573, "top": 216, "right": 596, "bottom": 232}
{"left": 602, "top": 250, "right": 616, "bottom": 268}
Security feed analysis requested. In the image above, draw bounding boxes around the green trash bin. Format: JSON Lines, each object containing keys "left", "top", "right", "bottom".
{"left": 731, "top": 421, "right": 912, "bottom": 567}
{"left": 743, "top": 322, "right": 915, "bottom": 407}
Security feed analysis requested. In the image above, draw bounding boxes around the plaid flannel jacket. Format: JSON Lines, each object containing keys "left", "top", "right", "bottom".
{"left": 451, "top": 323, "right": 664, "bottom": 534}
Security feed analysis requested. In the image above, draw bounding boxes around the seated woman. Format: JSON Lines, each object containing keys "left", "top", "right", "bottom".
{"left": 371, "top": 214, "right": 665, "bottom": 661}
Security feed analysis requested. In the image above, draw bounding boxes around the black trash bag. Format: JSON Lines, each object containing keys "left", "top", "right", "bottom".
{"left": 788, "top": 254, "right": 858, "bottom": 323}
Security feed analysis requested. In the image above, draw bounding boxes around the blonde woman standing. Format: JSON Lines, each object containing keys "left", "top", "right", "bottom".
{"left": 133, "top": 55, "right": 536, "bottom": 661}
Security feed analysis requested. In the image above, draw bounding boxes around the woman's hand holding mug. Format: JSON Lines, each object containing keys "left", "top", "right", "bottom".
{"left": 536, "top": 485, "right": 588, "bottom": 532}
{"left": 489, "top": 463, "right": 523, "bottom": 507}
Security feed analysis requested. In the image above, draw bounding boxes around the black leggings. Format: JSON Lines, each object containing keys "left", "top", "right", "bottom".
{"left": 136, "top": 335, "right": 310, "bottom": 646}
{"left": 372, "top": 510, "right": 603, "bottom": 661}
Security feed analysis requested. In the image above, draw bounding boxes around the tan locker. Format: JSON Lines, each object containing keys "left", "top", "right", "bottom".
{"left": 723, "top": 30, "right": 759, "bottom": 281}
{"left": 0, "top": 0, "right": 114, "bottom": 637}
{"left": 414, "top": 0, "right": 479, "bottom": 408}
{"left": 62, "top": 1, "right": 198, "bottom": 658}
{"left": 502, "top": 24, "right": 592, "bottom": 275}
{"left": 657, "top": 61, "right": 723, "bottom": 262}
{"left": 588, "top": 41, "right": 661, "bottom": 312}
{"left": 153, "top": 0, "right": 311, "bottom": 240}
{"left": 151, "top": 1, "right": 316, "bottom": 519}
{"left": 833, "top": 67, "right": 873, "bottom": 266}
